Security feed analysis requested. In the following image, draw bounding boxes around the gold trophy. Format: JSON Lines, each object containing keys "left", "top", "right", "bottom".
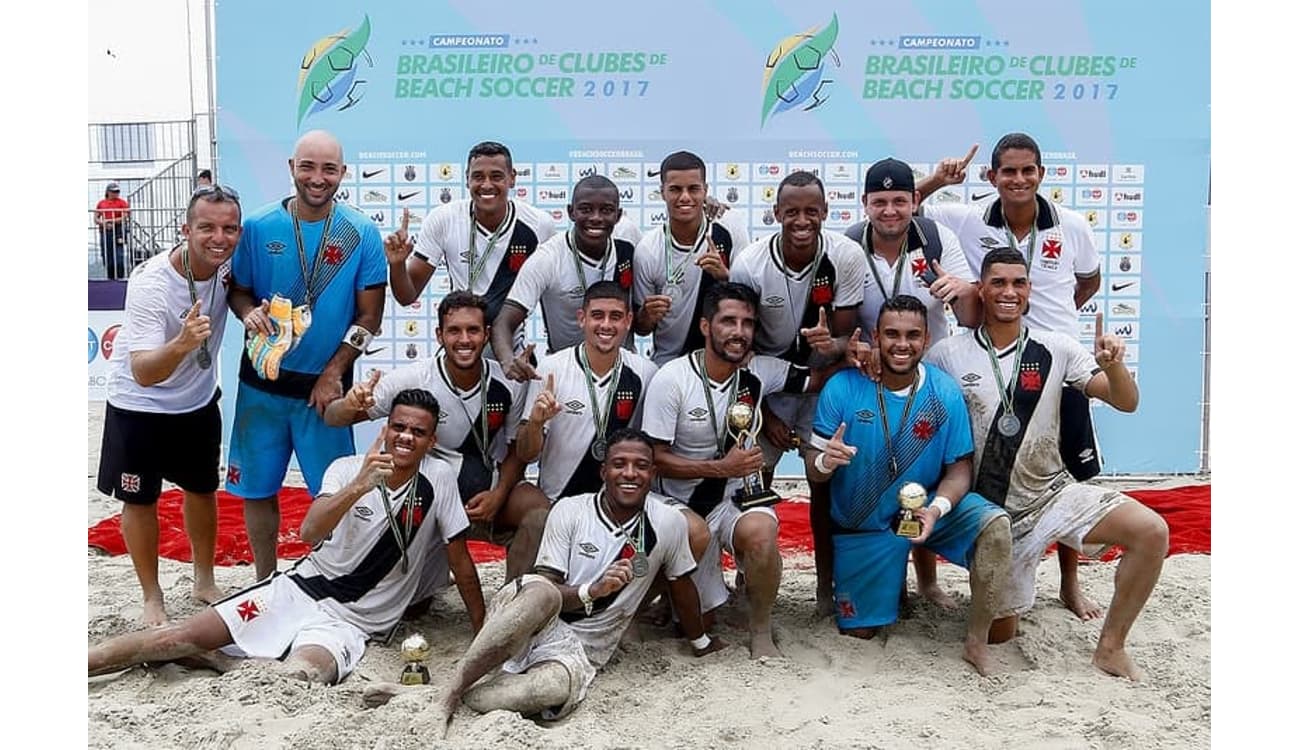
{"left": 399, "top": 633, "right": 431, "bottom": 685}
{"left": 895, "top": 482, "right": 927, "bottom": 538}
{"left": 726, "top": 403, "right": 782, "bottom": 510}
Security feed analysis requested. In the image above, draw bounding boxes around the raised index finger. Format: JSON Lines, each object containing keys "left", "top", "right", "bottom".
{"left": 817, "top": 306, "right": 828, "bottom": 330}
{"left": 545, "top": 372, "right": 555, "bottom": 393}
{"left": 959, "top": 143, "right": 979, "bottom": 168}
{"left": 186, "top": 300, "right": 202, "bottom": 319}
{"left": 832, "top": 422, "right": 847, "bottom": 442}
{"left": 1094, "top": 311, "right": 1104, "bottom": 343}
{"left": 371, "top": 427, "right": 387, "bottom": 452}
{"left": 400, "top": 207, "right": 410, "bottom": 233}
{"left": 366, "top": 369, "right": 382, "bottom": 388}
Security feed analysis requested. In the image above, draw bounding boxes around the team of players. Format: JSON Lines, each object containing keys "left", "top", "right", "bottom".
{"left": 90, "top": 130, "right": 1168, "bottom": 734}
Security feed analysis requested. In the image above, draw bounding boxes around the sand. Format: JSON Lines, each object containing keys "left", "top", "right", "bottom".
{"left": 86, "top": 407, "right": 1211, "bottom": 749}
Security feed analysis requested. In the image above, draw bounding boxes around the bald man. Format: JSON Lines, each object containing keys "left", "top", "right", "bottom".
{"left": 227, "top": 130, "right": 387, "bottom": 580}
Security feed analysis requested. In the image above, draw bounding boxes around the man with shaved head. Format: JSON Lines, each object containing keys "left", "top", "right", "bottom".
{"left": 227, "top": 130, "right": 388, "bottom": 581}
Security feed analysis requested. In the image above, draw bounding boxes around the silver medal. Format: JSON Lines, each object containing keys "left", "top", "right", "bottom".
{"left": 591, "top": 438, "right": 607, "bottom": 462}
{"left": 997, "top": 413, "right": 1021, "bottom": 437}
{"left": 196, "top": 347, "right": 212, "bottom": 370}
{"left": 630, "top": 552, "right": 649, "bottom": 578}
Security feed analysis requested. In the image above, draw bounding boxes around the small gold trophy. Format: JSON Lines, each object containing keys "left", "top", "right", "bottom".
{"left": 399, "top": 633, "right": 431, "bottom": 685}
{"left": 895, "top": 482, "right": 928, "bottom": 539}
{"left": 726, "top": 403, "right": 781, "bottom": 510}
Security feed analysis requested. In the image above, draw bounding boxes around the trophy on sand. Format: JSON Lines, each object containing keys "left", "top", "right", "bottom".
{"left": 399, "top": 633, "right": 431, "bottom": 685}
{"left": 726, "top": 403, "right": 782, "bottom": 510}
{"left": 895, "top": 482, "right": 928, "bottom": 539}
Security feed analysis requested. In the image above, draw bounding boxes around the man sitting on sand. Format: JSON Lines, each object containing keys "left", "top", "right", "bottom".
{"left": 88, "top": 389, "right": 486, "bottom": 685}
{"left": 805, "top": 295, "right": 1011, "bottom": 674}
{"left": 365, "top": 429, "right": 725, "bottom": 737}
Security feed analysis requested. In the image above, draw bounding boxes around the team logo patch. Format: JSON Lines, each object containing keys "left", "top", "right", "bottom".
{"left": 836, "top": 596, "right": 856, "bottom": 619}
{"left": 507, "top": 245, "right": 529, "bottom": 272}
{"left": 487, "top": 401, "right": 506, "bottom": 432}
{"left": 614, "top": 390, "right": 635, "bottom": 421}
{"left": 578, "top": 542, "right": 599, "bottom": 557}
{"left": 235, "top": 598, "right": 261, "bottom": 622}
{"left": 617, "top": 260, "right": 633, "bottom": 290}
{"left": 912, "top": 419, "right": 935, "bottom": 441}
{"left": 737, "top": 388, "right": 755, "bottom": 407}
{"left": 619, "top": 542, "right": 637, "bottom": 561}
{"left": 810, "top": 278, "right": 833, "bottom": 306}
{"left": 910, "top": 257, "right": 929, "bottom": 278}
{"left": 398, "top": 504, "right": 424, "bottom": 528}
{"left": 1019, "top": 365, "right": 1042, "bottom": 392}
{"left": 226, "top": 465, "right": 241, "bottom": 485}
{"left": 324, "top": 245, "right": 344, "bottom": 265}
{"left": 854, "top": 409, "right": 874, "bottom": 423}
{"left": 266, "top": 241, "right": 286, "bottom": 255}
{"left": 120, "top": 473, "right": 141, "bottom": 493}
{"left": 1041, "top": 238, "right": 1062, "bottom": 260}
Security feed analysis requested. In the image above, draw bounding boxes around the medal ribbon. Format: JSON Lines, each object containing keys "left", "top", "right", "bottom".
{"left": 376, "top": 475, "right": 419, "bottom": 574}
{"left": 579, "top": 344, "right": 623, "bottom": 448}
{"left": 440, "top": 352, "right": 494, "bottom": 472}
{"left": 693, "top": 349, "right": 739, "bottom": 458}
{"left": 290, "top": 199, "right": 336, "bottom": 309}
{"left": 773, "top": 233, "right": 827, "bottom": 352}
{"left": 977, "top": 325, "right": 1028, "bottom": 426}
{"left": 1001, "top": 205, "right": 1038, "bottom": 271}
{"left": 467, "top": 202, "right": 515, "bottom": 288}
{"left": 599, "top": 487, "right": 647, "bottom": 559}
{"left": 566, "top": 229, "right": 614, "bottom": 288}
{"left": 662, "top": 219, "right": 709, "bottom": 288}
{"left": 179, "top": 241, "right": 217, "bottom": 368}
{"left": 875, "top": 370, "right": 920, "bottom": 479}
{"left": 862, "top": 231, "right": 909, "bottom": 301}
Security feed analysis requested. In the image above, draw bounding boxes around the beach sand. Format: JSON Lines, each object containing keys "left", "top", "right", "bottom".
{"left": 86, "top": 407, "right": 1211, "bottom": 749}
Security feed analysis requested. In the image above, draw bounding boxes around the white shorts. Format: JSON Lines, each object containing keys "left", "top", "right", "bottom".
{"left": 497, "top": 575, "right": 597, "bottom": 720}
{"left": 213, "top": 574, "right": 368, "bottom": 681}
{"left": 758, "top": 392, "right": 817, "bottom": 467}
{"left": 999, "top": 483, "right": 1130, "bottom": 617}
{"left": 694, "top": 500, "right": 779, "bottom": 612}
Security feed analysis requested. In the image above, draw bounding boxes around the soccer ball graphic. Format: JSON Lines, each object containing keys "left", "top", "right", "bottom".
{"left": 297, "top": 15, "right": 374, "bottom": 127}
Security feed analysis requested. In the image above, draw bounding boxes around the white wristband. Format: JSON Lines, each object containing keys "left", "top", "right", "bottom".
{"left": 931, "top": 496, "right": 953, "bottom": 519}
{"left": 343, "top": 324, "right": 374, "bottom": 352}
{"left": 690, "top": 634, "right": 712, "bottom": 650}
{"left": 577, "top": 583, "right": 594, "bottom": 615}
{"left": 813, "top": 452, "right": 833, "bottom": 475}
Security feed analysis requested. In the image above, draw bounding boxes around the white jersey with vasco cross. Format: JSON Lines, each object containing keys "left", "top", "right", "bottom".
{"left": 923, "top": 195, "right": 1099, "bottom": 334}
{"left": 285, "top": 454, "right": 469, "bottom": 635}
{"left": 506, "top": 232, "right": 637, "bottom": 356}
{"left": 633, "top": 216, "right": 751, "bottom": 365}
{"left": 106, "top": 251, "right": 231, "bottom": 413}
{"left": 524, "top": 345, "right": 659, "bottom": 500}
{"left": 366, "top": 352, "right": 527, "bottom": 501}
{"left": 413, "top": 198, "right": 557, "bottom": 323}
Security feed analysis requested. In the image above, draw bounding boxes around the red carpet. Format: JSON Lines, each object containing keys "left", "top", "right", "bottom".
{"left": 87, "top": 484, "right": 1209, "bottom": 567}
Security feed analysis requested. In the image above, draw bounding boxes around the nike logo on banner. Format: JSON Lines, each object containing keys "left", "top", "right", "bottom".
{"left": 397, "top": 191, "right": 419, "bottom": 201}
{"left": 1111, "top": 281, "right": 1137, "bottom": 291}
{"left": 971, "top": 191, "right": 993, "bottom": 201}
{"left": 362, "top": 169, "right": 384, "bottom": 179}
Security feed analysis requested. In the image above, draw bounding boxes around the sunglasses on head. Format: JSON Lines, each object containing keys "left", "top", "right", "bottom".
{"left": 191, "top": 184, "right": 240, "bottom": 202}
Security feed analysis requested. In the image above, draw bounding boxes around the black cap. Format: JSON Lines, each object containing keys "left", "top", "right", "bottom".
{"left": 864, "top": 158, "right": 914, "bottom": 194}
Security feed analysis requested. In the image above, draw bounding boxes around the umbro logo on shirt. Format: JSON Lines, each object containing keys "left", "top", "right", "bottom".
{"left": 855, "top": 409, "right": 874, "bottom": 423}
{"left": 762, "top": 295, "right": 785, "bottom": 308}
{"left": 978, "top": 236, "right": 1002, "bottom": 248}
{"left": 266, "top": 241, "right": 286, "bottom": 254}
{"left": 353, "top": 506, "right": 373, "bottom": 520}
{"left": 688, "top": 407, "right": 709, "bottom": 421}
{"left": 564, "top": 399, "right": 585, "bottom": 414}
{"left": 961, "top": 373, "right": 981, "bottom": 385}
{"left": 578, "top": 542, "right": 599, "bottom": 558}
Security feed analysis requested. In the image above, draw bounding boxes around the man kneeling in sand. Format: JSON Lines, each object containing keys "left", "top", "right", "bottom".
{"left": 88, "top": 389, "right": 486, "bottom": 684}
{"left": 366, "top": 429, "right": 725, "bottom": 737}
{"left": 806, "top": 295, "right": 1012, "bottom": 675}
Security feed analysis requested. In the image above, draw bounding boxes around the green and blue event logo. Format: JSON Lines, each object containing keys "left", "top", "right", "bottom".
{"left": 760, "top": 13, "right": 840, "bottom": 127}
{"left": 297, "top": 15, "right": 374, "bottom": 127}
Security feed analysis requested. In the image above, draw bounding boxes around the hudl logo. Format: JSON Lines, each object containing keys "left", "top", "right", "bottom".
{"left": 761, "top": 13, "right": 840, "bottom": 127}
{"left": 296, "top": 15, "right": 373, "bottom": 127}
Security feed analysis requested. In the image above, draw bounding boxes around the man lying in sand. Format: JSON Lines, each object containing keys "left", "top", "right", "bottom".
{"left": 88, "top": 389, "right": 486, "bottom": 685}
{"left": 805, "top": 295, "right": 1012, "bottom": 675}
{"left": 365, "top": 429, "right": 725, "bottom": 738}
{"left": 926, "top": 249, "right": 1168, "bottom": 680}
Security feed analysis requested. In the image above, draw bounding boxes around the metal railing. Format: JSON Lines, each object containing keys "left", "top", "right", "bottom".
{"left": 87, "top": 207, "right": 185, "bottom": 279}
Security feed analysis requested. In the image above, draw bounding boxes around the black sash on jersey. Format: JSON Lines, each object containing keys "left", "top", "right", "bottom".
{"left": 557, "top": 362, "right": 648, "bottom": 499}
{"left": 453, "top": 377, "right": 515, "bottom": 501}
{"left": 613, "top": 238, "right": 636, "bottom": 294}
{"left": 481, "top": 221, "right": 541, "bottom": 324}
{"left": 778, "top": 251, "right": 839, "bottom": 366}
{"left": 676, "top": 223, "right": 739, "bottom": 359}
{"left": 683, "top": 369, "right": 764, "bottom": 518}
{"left": 972, "top": 338, "right": 1052, "bottom": 507}
{"left": 559, "top": 500, "right": 661, "bottom": 623}
{"left": 290, "top": 473, "right": 436, "bottom": 603}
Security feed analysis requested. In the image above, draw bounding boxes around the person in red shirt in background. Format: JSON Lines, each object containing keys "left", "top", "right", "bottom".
{"left": 96, "top": 182, "right": 131, "bottom": 279}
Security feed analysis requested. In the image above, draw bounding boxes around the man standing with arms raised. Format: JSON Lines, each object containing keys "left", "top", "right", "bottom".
{"left": 227, "top": 130, "right": 387, "bottom": 581}
{"left": 386, "top": 141, "right": 556, "bottom": 354}
{"left": 927, "top": 248, "right": 1167, "bottom": 680}
{"left": 96, "top": 185, "right": 242, "bottom": 625}
{"left": 633, "top": 150, "right": 749, "bottom": 365}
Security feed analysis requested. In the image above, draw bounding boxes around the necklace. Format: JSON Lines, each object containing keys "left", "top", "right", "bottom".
{"left": 977, "top": 325, "right": 1028, "bottom": 437}
{"left": 773, "top": 233, "right": 826, "bottom": 353}
{"left": 875, "top": 369, "right": 920, "bottom": 478}
{"left": 466, "top": 201, "right": 515, "bottom": 289}
{"left": 290, "top": 198, "right": 335, "bottom": 309}
{"left": 178, "top": 242, "right": 217, "bottom": 369}
{"left": 599, "top": 488, "right": 649, "bottom": 578}
{"left": 693, "top": 349, "right": 738, "bottom": 459}
{"left": 566, "top": 229, "right": 614, "bottom": 289}
{"left": 579, "top": 344, "right": 624, "bottom": 462}
{"left": 440, "top": 352, "right": 493, "bottom": 472}
{"left": 376, "top": 473, "right": 419, "bottom": 574}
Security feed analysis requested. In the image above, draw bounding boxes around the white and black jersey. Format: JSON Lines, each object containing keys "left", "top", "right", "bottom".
{"left": 367, "top": 352, "right": 527, "bottom": 501}
{"left": 288, "top": 455, "right": 469, "bottom": 634}
{"left": 413, "top": 199, "right": 557, "bottom": 324}
{"left": 524, "top": 345, "right": 659, "bottom": 500}
{"left": 642, "top": 352, "right": 809, "bottom": 517}
{"left": 534, "top": 490, "right": 696, "bottom": 667}
{"left": 505, "top": 232, "right": 637, "bottom": 355}
{"left": 729, "top": 230, "right": 866, "bottom": 366}
{"left": 926, "top": 328, "right": 1099, "bottom": 520}
{"left": 632, "top": 217, "right": 750, "bottom": 366}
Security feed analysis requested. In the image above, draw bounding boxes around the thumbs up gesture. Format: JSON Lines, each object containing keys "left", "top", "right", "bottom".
{"left": 799, "top": 306, "right": 835, "bottom": 355}
{"left": 922, "top": 259, "right": 969, "bottom": 305}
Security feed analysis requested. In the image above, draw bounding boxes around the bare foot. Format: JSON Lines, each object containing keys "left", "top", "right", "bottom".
{"left": 749, "top": 630, "right": 783, "bottom": 659}
{"left": 919, "top": 581, "right": 959, "bottom": 610}
{"left": 1092, "top": 645, "right": 1145, "bottom": 681}
{"left": 363, "top": 682, "right": 405, "bottom": 709}
{"left": 409, "top": 696, "right": 455, "bottom": 740}
{"left": 963, "top": 640, "right": 995, "bottom": 676}
{"left": 1061, "top": 585, "right": 1104, "bottom": 621}
{"left": 815, "top": 587, "right": 834, "bottom": 619}
{"left": 192, "top": 582, "right": 224, "bottom": 606}
{"left": 141, "top": 598, "right": 168, "bottom": 627}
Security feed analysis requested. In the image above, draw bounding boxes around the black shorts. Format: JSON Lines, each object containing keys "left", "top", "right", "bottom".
{"left": 97, "top": 390, "right": 222, "bottom": 505}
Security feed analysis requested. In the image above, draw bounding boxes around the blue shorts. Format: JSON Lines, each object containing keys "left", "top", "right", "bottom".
{"left": 832, "top": 492, "right": 1007, "bottom": 630}
{"left": 226, "top": 382, "right": 355, "bottom": 498}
